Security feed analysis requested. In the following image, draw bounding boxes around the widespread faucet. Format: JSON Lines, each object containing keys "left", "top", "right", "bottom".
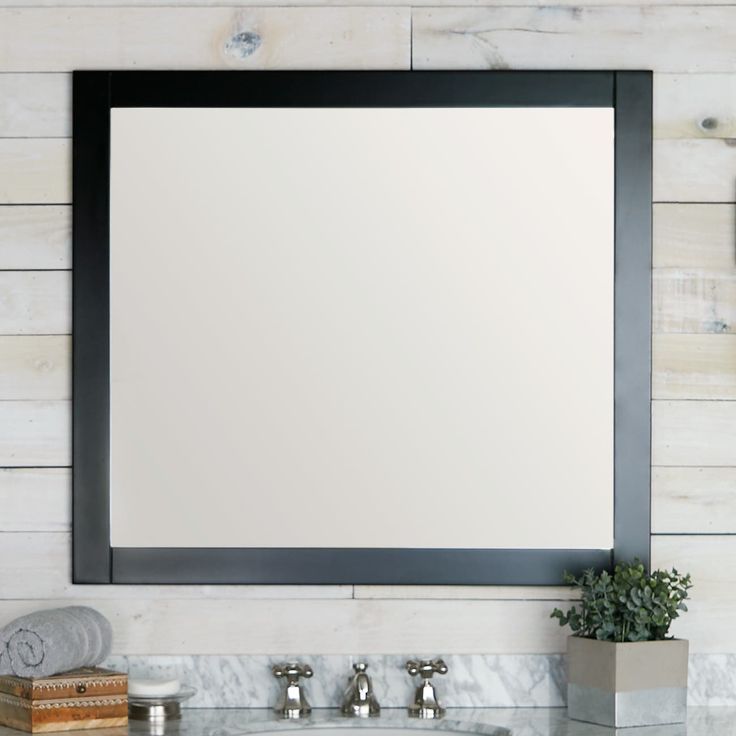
{"left": 270, "top": 658, "right": 448, "bottom": 718}
{"left": 341, "top": 662, "right": 381, "bottom": 718}
{"left": 272, "top": 662, "right": 313, "bottom": 719}
{"left": 406, "top": 658, "right": 448, "bottom": 718}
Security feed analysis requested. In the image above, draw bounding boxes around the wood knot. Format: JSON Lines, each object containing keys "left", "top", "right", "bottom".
{"left": 706, "top": 319, "right": 729, "bottom": 333}
{"left": 700, "top": 117, "right": 718, "bottom": 131}
{"left": 224, "top": 30, "right": 262, "bottom": 60}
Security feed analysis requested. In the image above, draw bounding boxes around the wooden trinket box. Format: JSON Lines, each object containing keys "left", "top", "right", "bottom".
{"left": 0, "top": 667, "right": 128, "bottom": 733}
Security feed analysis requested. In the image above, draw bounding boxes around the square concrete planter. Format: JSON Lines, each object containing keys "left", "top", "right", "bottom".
{"left": 566, "top": 636, "right": 688, "bottom": 728}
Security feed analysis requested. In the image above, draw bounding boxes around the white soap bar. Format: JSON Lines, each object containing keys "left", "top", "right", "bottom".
{"left": 128, "top": 678, "right": 181, "bottom": 698}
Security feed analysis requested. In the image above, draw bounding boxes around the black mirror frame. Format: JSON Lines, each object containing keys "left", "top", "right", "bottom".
{"left": 72, "top": 70, "right": 652, "bottom": 585}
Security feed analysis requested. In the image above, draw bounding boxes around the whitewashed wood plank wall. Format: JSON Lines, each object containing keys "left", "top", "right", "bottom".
{"left": 0, "top": 3, "right": 734, "bottom": 655}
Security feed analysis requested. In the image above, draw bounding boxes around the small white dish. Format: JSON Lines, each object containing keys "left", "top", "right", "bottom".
{"left": 129, "top": 678, "right": 182, "bottom": 698}
{"left": 128, "top": 684, "right": 197, "bottom": 722}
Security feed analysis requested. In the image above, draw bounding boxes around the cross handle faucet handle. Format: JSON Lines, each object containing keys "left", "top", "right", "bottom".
{"left": 406, "top": 658, "right": 448, "bottom": 679}
{"left": 272, "top": 662, "right": 313, "bottom": 683}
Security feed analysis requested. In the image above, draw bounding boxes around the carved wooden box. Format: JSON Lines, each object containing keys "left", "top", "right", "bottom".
{"left": 0, "top": 667, "right": 127, "bottom": 733}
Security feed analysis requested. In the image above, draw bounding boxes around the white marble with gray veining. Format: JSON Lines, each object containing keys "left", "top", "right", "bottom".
{"left": 102, "top": 654, "right": 736, "bottom": 709}
{"left": 687, "top": 654, "right": 736, "bottom": 706}
{"left": 103, "top": 656, "right": 566, "bottom": 710}
{"left": 3, "top": 706, "right": 734, "bottom": 736}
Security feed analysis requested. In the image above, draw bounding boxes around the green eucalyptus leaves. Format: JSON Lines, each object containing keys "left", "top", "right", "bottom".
{"left": 551, "top": 560, "right": 692, "bottom": 642}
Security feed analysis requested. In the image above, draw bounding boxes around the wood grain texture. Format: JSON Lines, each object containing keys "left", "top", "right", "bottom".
{"left": 0, "top": 533, "right": 351, "bottom": 600}
{"left": 23, "top": 717, "right": 127, "bottom": 734}
{"left": 655, "top": 74, "right": 736, "bottom": 139}
{"left": 654, "top": 204, "right": 736, "bottom": 269}
{"left": 654, "top": 139, "right": 736, "bottom": 203}
{"left": 0, "top": 75, "right": 70, "bottom": 138}
{"left": 5, "top": 73, "right": 736, "bottom": 141}
{"left": 0, "top": 272, "right": 70, "bottom": 335}
{"left": 13, "top": 102, "right": 734, "bottom": 215}
{"left": 0, "top": 468, "right": 70, "bottom": 532}
{"left": 0, "top": 8, "right": 410, "bottom": 72}
{"left": 654, "top": 270, "right": 736, "bottom": 335}
{"left": 0, "top": 336, "right": 69, "bottom": 400}
{"left": 653, "top": 536, "right": 736, "bottom": 651}
{"left": 654, "top": 334, "right": 736, "bottom": 399}
{"left": 0, "top": 597, "right": 569, "bottom": 654}
{"left": 653, "top": 400, "right": 736, "bottom": 467}
{"left": 354, "top": 585, "right": 578, "bottom": 600}
{"left": 0, "top": 75, "right": 68, "bottom": 139}
{"left": 2, "top": 118, "right": 731, "bottom": 214}
{"left": 0, "top": 140, "right": 69, "bottom": 204}
{"left": 0, "top": 206, "right": 71, "bottom": 270}
{"left": 0, "top": 401, "right": 69, "bottom": 467}
{"left": 411, "top": 7, "right": 736, "bottom": 73}
{"left": 653, "top": 467, "right": 736, "bottom": 533}
{"left": 0, "top": 2, "right": 734, "bottom": 656}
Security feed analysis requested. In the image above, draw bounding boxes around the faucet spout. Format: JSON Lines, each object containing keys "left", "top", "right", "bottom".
{"left": 341, "top": 663, "right": 380, "bottom": 718}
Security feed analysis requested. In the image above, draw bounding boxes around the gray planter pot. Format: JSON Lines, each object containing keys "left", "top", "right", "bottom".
{"left": 566, "top": 635, "right": 689, "bottom": 728}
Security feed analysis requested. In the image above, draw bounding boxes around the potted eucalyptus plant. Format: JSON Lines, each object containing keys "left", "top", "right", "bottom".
{"left": 551, "top": 560, "right": 692, "bottom": 728}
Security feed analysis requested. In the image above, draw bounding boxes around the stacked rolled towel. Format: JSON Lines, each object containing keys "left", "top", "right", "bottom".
{"left": 0, "top": 606, "right": 113, "bottom": 678}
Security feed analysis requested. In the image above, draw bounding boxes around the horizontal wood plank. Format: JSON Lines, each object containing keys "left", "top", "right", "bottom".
{"left": 668, "top": 600, "right": 736, "bottom": 653}
{"left": 0, "top": 74, "right": 70, "bottom": 138}
{"left": 653, "top": 536, "right": 731, "bottom": 600}
{"left": 0, "top": 596, "right": 568, "bottom": 654}
{"left": 653, "top": 468, "right": 736, "bottom": 533}
{"left": 0, "top": 8, "right": 410, "bottom": 72}
{"left": 0, "top": 336, "right": 69, "bottom": 400}
{"left": 354, "top": 585, "right": 577, "bottom": 600}
{"left": 654, "top": 334, "right": 736, "bottom": 400}
{"left": 654, "top": 139, "right": 736, "bottom": 203}
{"left": 655, "top": 74, "right": 736, "bottom": 139}
{"left": 653, "top": 536, "right": 736, "bottom": 651}
{"left": 5, "top": 73, "right": 736, "bottom": 141}
{"left": 2, "top": 121, "right": 731, "bottom": 214}
{"left": 0, "top": 532, "right": 352, "bottom": 600}
{"left": 654, "top": 204, "right": 736, "bottom": 269}
{"left": 0, "top": 140, "right": 69, "bottom": 204}
{"left": 0, "top": 469, "right": 70, "bottom": 531}
{"left": 653, "top": 537, "right": 732, "bottom": 651}
{"left": 412, "top": 7, "right": 736, "bottom": 73}
{"left": 0, "top": 271, "right": 70, "bottom": 335}
{"left": 653, "top": 400, "right": 736, "bottom": 467}
{"left": 0, "top": 206, "right": 71, "bottom": 269}
{"left": 654, "top": 270, "right": 736, "bottom": 335}
{"left": 0, "top": 400, "right": 69, "bottom": 467}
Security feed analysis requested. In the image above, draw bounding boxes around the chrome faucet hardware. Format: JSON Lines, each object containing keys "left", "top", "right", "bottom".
{"left": 272, "top": 662, "right": 313, "bottom": 719}
{"left": 341, "top": 662, "right": 381, "bottom": 718}
{"left": 406, "top": 658, "right": 448, "bottom": 719}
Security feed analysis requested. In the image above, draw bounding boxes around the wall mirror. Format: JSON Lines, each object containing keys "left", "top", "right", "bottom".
{"left": 73, "top": 71, "right": 652, "bottom": 585}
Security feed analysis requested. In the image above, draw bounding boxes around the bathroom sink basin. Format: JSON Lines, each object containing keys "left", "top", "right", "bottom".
{"left": 293, "top": 731, "right": 498, "bottom": 736}
{"left": 248, "top": 727, "right": 509, "bottom": 736}
{"left": 228, "top": 719, "right": 510, "bottom": 736}
{"left": 127, "top": 710, "right": 511, "bottom": 736}
{"left": 301, "top": 731, "right": 493, "bottom": 736}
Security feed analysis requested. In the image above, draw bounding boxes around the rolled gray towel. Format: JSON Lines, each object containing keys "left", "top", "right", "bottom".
{"left": 0, "top": 607, "right": 113, "bottom": 678}
{"left": 65, "top": 607, "right": 112, "bottom": 667}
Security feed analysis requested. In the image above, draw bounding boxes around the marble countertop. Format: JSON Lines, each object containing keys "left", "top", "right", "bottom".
{"left": 160, "top": 707, "right": 733, "bottom": 736}
{"left": 127, "top": 707, "right": 734, "bottom": 736}
{"left": 11, "top": 707, "right": 732, "bottom": 736}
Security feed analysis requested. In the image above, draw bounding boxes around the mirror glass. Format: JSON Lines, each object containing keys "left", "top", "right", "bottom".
{"left": 109, "top": 106, "right": 614, "bottom": 551}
